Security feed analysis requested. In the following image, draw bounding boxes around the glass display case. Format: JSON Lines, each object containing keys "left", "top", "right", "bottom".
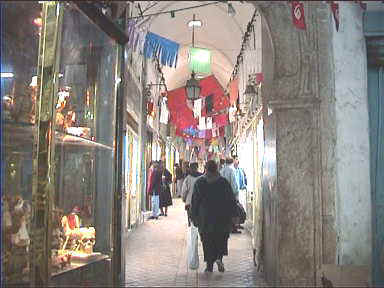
{"left": 1, "top": 2, "right": 41, "bottom": 285}
{"left": 2, "top": 2, "right": 125, "bottom": 286}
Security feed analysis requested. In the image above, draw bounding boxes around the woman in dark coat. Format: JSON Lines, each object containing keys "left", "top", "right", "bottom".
{"left": 191, "top": 160, "right": 237, "bottom": 273}
{"left": 159, "top": 161, "right": 173, "bottom": 216}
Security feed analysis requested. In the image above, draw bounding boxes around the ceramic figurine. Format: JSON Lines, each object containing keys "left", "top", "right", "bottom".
{"left": 2, "top": 195, "right": 12, "bottom": 229}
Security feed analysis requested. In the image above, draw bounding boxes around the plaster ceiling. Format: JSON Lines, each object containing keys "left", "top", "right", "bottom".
{"left": 133, "top": 1, "right": 255, "bottom": 90}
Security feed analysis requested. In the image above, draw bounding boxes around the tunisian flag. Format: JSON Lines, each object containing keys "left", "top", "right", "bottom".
{"left": 327, "top": 1, "right": 340, "bottom": 32}
{"left": 290, "top": 1, "right": 306, "bottom": 30}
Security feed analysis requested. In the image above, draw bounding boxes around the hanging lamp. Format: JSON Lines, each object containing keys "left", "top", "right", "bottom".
{"left": 185, "top": 14, "right": 201, "bottom": 101}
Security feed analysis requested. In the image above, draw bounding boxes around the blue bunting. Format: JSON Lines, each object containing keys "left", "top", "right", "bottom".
{"left": 144, "top": 32, "right": 180, "bottom": 68}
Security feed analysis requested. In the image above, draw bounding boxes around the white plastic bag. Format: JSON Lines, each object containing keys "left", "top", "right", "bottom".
{"left": 187, "top": 223, "right": 199, "bottom": 270}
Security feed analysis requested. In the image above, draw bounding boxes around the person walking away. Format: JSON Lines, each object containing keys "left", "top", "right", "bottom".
{"left": 175, "top": 163, "right": 184, "bottom": 198}
{"left": 147, "top": 161, "right": 161, "bottom": 220}
{"left": 220, "top": 157, "right": 240, "bottom": 233}
{"left": 234, "top": 156, "right": 247, "bottom": 230}
{"left": 146, "top": 161, "right": 155, "bottom": 210}
{"left": 191, "top": 160, "right": 237, "bottom": 273}
{"left": 219, "top": 158, "right": 225, "bottom": 172}
{"left": 159, "top": 161, "right": 173, "bottom": 216}
{"left": 181, "top": 162, "right": 203, "bottom": 226}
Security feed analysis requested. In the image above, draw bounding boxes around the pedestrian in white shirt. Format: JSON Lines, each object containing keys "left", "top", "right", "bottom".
{"left": 220, "top": 157, "right": 241, "bottom": 233}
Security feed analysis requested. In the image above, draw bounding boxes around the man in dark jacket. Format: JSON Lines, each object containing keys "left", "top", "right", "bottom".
{"left": 191, "top": 160, "right": 237, "bottom": 273}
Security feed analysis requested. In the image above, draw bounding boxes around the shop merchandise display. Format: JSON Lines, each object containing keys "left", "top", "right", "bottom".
{"left": 2, "top": 195, "right": 31, "bottom": 282}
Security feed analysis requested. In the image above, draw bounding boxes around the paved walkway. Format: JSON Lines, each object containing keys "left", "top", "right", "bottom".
{"left": 124, "top": 198, "right": 267, "bottom": 287}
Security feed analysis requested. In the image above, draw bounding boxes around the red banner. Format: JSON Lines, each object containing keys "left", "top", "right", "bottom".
{"left": 290, "top": 1, "right": 306, "bottom": 30}
{"left": 229, "top": 78, "right": 239, "bottom": 105}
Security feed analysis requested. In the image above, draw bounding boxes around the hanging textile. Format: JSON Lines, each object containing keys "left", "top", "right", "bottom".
{"left": 126, "top": 20, "right": 148, "bottom": 54}
{"left": 229, "top": 106, "right": 237, "bottom": 123}
{"left": 212, "top": 127, "right": 219, "bottom": 138}
{"left": 229, "top": 78, "right": 239, "bottom": 105}
{"left": 206, "top": 117, "right": 213, "bottom": 129}
{"left": 160, "top": 98, "right": 169, "bottom": 124}
{"left": 193, "top": 98, "right": 202, "bottom": 119}
{"left": 290, "top": 1, "right": 306, "bottom": 30}
{"left": 213, "top": 113, "right": 228, "bottom": 128}
{"left": 198, "top": 130, "right": 206, "bottom": 139}
{"left": 188, "top": 47, "right": 212, "bottom": 74}
{"left": 205, "top": 94, "right": 214, "bottom": 113}
{"left": 144, "top": 32, "right": 180, "bottom": 68}
{"left": 199, "top": 116, "right": 206, "bottom": 130}
{"left": 255, "top": 72, "right": 264, "bottom": 84}
{"left": 167, "top": 87, "right": 197, "bottom": 130}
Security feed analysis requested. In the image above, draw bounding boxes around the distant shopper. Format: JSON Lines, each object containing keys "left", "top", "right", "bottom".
{"left": 181, "top": 162, "right": 203, "bottom": 226}
{"left": 220, "top": 157, "right": 240, "bottom": 233}
{"left": 234, "top": 156, "right": 247, "bottom": 230}
{"left": 147, "top": 161, "right": 161, "bottom": 220}
{"left": 159, "top": 161, "right": 173, "bottom": 216}
{"left": 219, "top": 158, "right": 225, "bottom": 171}
{"left": 175, "top": 163, "right": 184, "bottom": 198}
{"left": 191, "top": 160, "right": 237, "bottom": 273}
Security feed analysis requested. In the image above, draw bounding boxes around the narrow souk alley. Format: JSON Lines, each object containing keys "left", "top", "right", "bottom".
{"left": 2, "top": 1, "right": 384, "bottom": 288}
{"left": 124, "top": 198, "right": 267, "bottom": 287}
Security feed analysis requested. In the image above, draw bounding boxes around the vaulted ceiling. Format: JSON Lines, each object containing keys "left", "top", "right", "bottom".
{"left": 133, "top": 1, "right": 255, "bottom": 90}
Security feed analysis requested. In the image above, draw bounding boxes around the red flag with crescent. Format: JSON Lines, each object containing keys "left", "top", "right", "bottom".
{"left": 327, "top": 1, "right": 340, "bottom": 32}
{"left": 290, "top": 1, "right": 306, "bottom": 30}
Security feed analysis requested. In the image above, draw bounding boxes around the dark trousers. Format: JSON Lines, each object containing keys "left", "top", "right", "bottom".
{"left": 199, "top": 231, "right": 229, "bottom": 264}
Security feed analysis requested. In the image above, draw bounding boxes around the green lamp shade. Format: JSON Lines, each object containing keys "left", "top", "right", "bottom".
{"left": 189, "top": 47, "right": 211, "bottom": 74}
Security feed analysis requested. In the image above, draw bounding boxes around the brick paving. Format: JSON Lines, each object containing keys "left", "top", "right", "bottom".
{"left": 124, "top": 198, "right": 267, "bottom": 287}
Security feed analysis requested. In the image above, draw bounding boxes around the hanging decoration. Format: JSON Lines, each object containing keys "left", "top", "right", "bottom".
{"left": 205, "top": 94, "right": 214, "bottom": 113}
{"left": 147, "top": 99, "right": 154, "bottom": 117}
{"left": 327, "top": 1, "right": 340, "bottom": 32}
{"left": 206, "top": 117, "right": 213, "bottom": 129}
{"left": 199, "top": 116, "right": 206, "bottom": 130}
{"left": 193, "top": 98, "right": 202, "bottom": 119}
{"left": 290, "top": 1, "right": 306, "bottom": 30}
{"left": 144, "top": 32, "right": 180, "bottom": 68}
{"left": 229, "top": 78, "right": 239, "bottom": 105}
{"left": 160, "top": 97, "right": 169, "bottom": 124}
{"left": 188, "top": 47, "right": 212, "bottom": 74}
{"left": 213, "top": 113, "right": 228, "bottom": 128}
{"left": 126, "top": 19, "right": 148, "bottom": 54}
{"left": 229, "top": 106, "right": 237, "bottom": 123}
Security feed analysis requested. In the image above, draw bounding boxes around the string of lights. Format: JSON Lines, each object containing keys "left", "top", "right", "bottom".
{"left": 229, "top": 9, "right": 258, "bottom": 83}
{"left": 127, "top": 1, "right": 221, "bottom": 20}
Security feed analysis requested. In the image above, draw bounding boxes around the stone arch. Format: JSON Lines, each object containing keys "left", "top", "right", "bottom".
{"left": 246, "top": 2, "right": 336, "bottom": 286}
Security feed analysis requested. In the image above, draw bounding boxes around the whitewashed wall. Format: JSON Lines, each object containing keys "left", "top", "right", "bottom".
{"left": 332, "top": 2, "right": 372, "bottom": 266}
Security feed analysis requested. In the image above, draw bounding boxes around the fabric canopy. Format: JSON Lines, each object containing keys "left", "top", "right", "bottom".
{"left": 167, "top": 87, "right": 197, "bottom": 130}
{"left": 167, "top": 74, "right": 230, "bottom": 135}
{"left": 199, "top": 75, "right": 230, "bottom": 116}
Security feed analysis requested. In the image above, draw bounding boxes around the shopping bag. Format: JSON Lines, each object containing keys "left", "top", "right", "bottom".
{"left": 236, "top": 200, "right": 246, "bottom": 224}
{"left": 187, "top": 223, "right": 199, "bottom": 270}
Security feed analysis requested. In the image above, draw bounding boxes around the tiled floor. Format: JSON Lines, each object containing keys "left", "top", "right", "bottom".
{"left": 124, "top": 198, "right": 267, "bottom": 287}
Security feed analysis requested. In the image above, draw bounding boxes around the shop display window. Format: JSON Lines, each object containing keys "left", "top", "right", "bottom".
{"left": 1, "top": 2, "right": 41, "bottom": 285}
{"left": 51, "top": 3, "right": 117, "bottom": 276}
{"left": 2, "top": 2, "right": 120, "bottom": 286}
